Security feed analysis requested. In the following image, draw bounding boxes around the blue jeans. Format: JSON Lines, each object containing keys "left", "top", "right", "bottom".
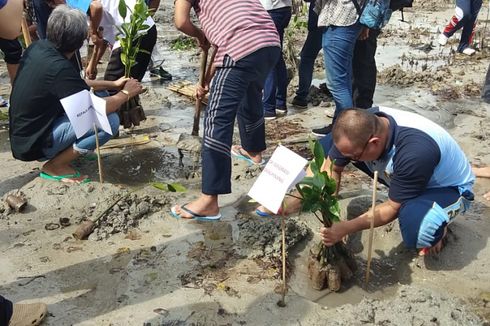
{"left": 263, "top": 7, "right": 292, "bottom": 114}
{"left": 41, "top": 113, "right": 120, "bottom": 159}
{"left": 322, "top": 23, "right": 362, "bottom": 117}
{"left": 202, "top": 47, "right": 280, "bottom": 194}
{"left": 296, "top": 2, "right": 322, "bottom": 101}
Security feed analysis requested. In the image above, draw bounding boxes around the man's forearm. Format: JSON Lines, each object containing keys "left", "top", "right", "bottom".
{"left": 85, "top": 79, "right": 119, "bottom": 91}
{"left": 343, "top": 200, "right": 400, "bottom": 234}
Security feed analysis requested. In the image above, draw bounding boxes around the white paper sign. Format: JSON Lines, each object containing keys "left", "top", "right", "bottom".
{"left": 60, "top": 90, "right": 113, "bottom": 139}
{"left": 248, "top": 145, "right": 308, "bottom": 214}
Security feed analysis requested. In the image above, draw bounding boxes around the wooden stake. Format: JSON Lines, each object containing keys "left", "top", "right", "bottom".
{"left": 365, "top": 170, "right": 378, "bottom": 285}
{"left": 281, "top": 213, "right": 287, "bottom": 304}
{"left": 191, "top": 50, "right": 208, "bottom": 136}
{"left": 93, "top": 124, "right": 104, "bottom": 183}
{"left": 21, "top": 15, "right": 32, "bottom": 47}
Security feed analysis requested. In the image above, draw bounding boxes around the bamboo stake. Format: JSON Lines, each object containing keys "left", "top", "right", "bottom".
{"left": 365, "top": 170, "right": 378, "bottom": 284}
{"left": 21, "top": 15, "right": 31, "bottom": 47}
{"left": 281, "top": 213, "right": 287, "bottom": 303}
{"left": 191, "top": 50, "right": 208, "bottom": 136}
{"left": 93, "top": 124, "right": 104, "bottom": 183}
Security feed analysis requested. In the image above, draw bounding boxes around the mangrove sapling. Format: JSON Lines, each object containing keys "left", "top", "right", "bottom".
{"left": 116, "top": 0, "right": 151, "bottom": 128}
{"left": 296, "top": 139, "right": 357, "bottom": 291}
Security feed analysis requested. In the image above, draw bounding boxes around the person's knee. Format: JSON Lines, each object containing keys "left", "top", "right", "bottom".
{"left": 398, "top": 199, "right": 449, "bottom": 249}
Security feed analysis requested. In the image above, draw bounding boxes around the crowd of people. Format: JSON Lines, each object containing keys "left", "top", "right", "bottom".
{"left": 0, "top": 0, "right": 489, "bottom": 324}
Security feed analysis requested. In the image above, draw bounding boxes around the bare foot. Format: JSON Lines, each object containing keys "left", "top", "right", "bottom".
{"left": 231, "top": 145, "right": 263, "bottom": 164}
{"left": 172, "top": 194, "right": 219, "bottom": 219}
{"left": 473, "top": 166, "right": 490, "bottom": 178}
{"left": 256, "top": 192, "right": 303, "bottom": 216}
{"left": 419, "top": 226, "right": 447, "bottom": 256}
{"left": 484, "top": 191, "right": 490, "bottom": 201}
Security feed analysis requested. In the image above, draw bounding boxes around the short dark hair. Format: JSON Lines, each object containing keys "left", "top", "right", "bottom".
{"left": 332, "top": 108, "right": 378, "bottom": 148}
{"left": 47, "top": 5, "right": 87, "bottom": 53}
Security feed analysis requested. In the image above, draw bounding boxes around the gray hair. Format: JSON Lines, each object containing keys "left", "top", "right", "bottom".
{"left": 47, "top": 5, "right": 87, "bottom": 53}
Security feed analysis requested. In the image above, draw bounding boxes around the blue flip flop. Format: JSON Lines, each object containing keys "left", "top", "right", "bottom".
{"left": 255, "top": 208, "right": 272, "bottom": 217}
{"left": 170, "top": 204, "right": 222, "bottom": 221}
{"left": 231, "top": 146, "right": 266, "bottom": 166}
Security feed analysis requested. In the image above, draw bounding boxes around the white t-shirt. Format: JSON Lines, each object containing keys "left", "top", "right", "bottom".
{"left": 99, "top": 0, "right": 154, "bottom": 47}
{"left": 259, "top": 0, "right": 292, "bottom": 11}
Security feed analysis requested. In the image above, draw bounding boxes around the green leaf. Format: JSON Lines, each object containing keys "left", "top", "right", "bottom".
{"left": 151, "top": 182, "right": 187, "bottom": 192}
{"left": 313, "top": 139, "right": 325, "bottom": 171}
{"left": 120, "top": 52, "right": 127, "bottom": 66}
{"left": 151, "top": 182, "right": 167, "bottom": 191}
{"left": 118, "top": 0, "right": 127, "bottom": 19}
{"left": 168, "top": 183, "right": 187, "bottom": 192}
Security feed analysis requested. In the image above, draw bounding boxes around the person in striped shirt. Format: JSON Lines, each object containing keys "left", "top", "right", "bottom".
{"left": 171, "top": 0, "right": 281, "bottom": 220}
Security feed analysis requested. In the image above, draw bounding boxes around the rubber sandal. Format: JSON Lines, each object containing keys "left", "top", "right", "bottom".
{"left": 170, "top": 203, "right": 221, "bottom": 221}
{"left": 39, "top": 171, "right": 91, "bottom": 184}
{"left": 255, "top": 208, "right": 272, "bottom": 217}
{"left": 231, "top": 145, "right": 265, "bottom": 166}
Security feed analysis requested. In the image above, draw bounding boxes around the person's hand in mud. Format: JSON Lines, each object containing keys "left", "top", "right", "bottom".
{"left": 195, "top": 83, "right": 209, "bottom": 100}
{"left": 122, "top": 78, "right": 144, "bottom": 99}
{"left": 358, "top": 27, "right": 370, "bottom": 41}
{"left": 320, "top": 222, "right": 350, "bottom": 246}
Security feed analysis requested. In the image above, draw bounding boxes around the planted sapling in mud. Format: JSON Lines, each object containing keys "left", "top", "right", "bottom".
{"left": 296, "top": 139, "right": 356, "bottom": 291}
{"left": 116, "top": 0, "right": 151, "bottom": 128}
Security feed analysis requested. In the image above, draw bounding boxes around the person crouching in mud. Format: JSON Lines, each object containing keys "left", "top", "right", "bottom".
{"left": 9, "top": 5, "right": 143, "bottom": 183}
{"left": 257, "top": 107, "right": 475, "bottom": 255}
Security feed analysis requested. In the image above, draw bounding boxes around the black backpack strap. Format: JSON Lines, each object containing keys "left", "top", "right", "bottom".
{"left": 350, "top": 0, "right": 363, "bottom": 15}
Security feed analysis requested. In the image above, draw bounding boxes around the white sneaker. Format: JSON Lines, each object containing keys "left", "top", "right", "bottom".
{"left": 438, "top": 33, "right": 448, "bottom": 46}
{"left": 462, "top": 47, "right": 476, "bottom": 56}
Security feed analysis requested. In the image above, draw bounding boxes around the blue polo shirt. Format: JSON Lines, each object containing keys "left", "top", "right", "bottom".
{"left": 329, "top": 107, "right": 475, "bottom": 203}
{"left": 0, "top": 0, "right": 7, "bottom": 9}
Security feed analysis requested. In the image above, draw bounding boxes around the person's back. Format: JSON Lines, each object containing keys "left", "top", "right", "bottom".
{"left": 190, "top": 0, "right": 279, "bottom": 66}
{"left": 377, "top": 107, "right": 474, "bottom": 193}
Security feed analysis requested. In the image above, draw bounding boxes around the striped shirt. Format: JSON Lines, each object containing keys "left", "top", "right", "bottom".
{"left": 188, "top": 0, "right": 280, "bottom": 66}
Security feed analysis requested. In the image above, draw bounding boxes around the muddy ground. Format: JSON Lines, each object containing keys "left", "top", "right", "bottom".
{"left": 0, "top": 1, "right": 490, "bottom": 325}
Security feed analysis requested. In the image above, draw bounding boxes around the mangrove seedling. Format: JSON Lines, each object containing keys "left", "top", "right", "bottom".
{"left": 116, "top": 0, "right": 151, "bottom": 128}
{"left": 296, "top": 139, "right": 357, "bottom": 291}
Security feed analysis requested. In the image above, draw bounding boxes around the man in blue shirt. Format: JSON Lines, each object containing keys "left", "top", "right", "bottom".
{"left": 258, "top": 107, "right": 474, "bottom": 255}
{"left": 320, "top": 107, "right": 474, "bottom": 254}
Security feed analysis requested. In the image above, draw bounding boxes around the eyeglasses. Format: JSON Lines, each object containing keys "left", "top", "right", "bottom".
{"left": 350, "top": 134, "right": 373, "bottom": 161}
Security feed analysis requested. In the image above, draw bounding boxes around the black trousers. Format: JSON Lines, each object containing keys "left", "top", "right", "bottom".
{"left": 482, "top": 63, "right": 490, "bottom": 103}
{"left": 0, "top": 38, "right": 22, "bottom": 64}
{"left": 352, "top": 29, "right": 381, "bottom": 109}
{"left": 0, "top": 295, "right": 13, "bottom": 325}
{"left": 104, "top": 25, "right": 157, "bottom": 82}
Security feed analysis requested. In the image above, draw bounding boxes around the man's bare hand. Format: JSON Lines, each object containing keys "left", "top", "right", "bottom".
{"left": 320, "top": 222, "right": 349, "bottom": 246}
{"left": 195, "top": 83, "right": 209, "bottom": 100}
{"left": 122, "top": 78, "right": 144, "bottom": 98}
{"left": 358, "top": 27, "right": 370, "bottom": 41}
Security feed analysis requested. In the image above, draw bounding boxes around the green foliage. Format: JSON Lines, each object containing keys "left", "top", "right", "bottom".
{"left": 170, "top": 36, "right": 197, "bottom": 51}
{"left": 151, "top": 182, "right": 187, "bottom": 192}
{"left": 296, "top": 139, "right": 340, "bottom": 226}
{"left": 117, "top": 0, "right": 151, "bottom": 77}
